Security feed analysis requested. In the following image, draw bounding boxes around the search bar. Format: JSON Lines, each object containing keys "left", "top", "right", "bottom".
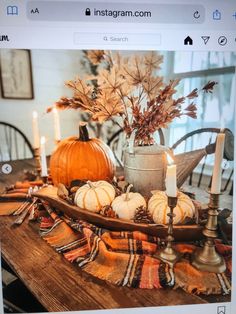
{"left": 27, "top": 2, "right": 205, "bottom": 24}
{"left": 74, "top": 33, "right": 161, "bottom": 46}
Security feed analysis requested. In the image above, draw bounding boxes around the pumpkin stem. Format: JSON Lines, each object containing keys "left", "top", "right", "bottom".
{"left": 87, "top": 181, "right": 95, "bottom": 189}
{"left": 79, "top": 122, "right": 90, "bottom": 142}
{"left": 125, "top": 184, "right": 133, "bottom": 201}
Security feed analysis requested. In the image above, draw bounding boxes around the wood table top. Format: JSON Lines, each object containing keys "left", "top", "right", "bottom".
{"left": 0, "top": 158, "right": 232, "bottom": 311}
{"left": 0, "top": 214, "right": 211, "bottom": 312}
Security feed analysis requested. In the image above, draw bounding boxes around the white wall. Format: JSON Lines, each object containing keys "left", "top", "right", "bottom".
{"left": 0, "top": 49, "right": 85, "bottom": 155}
{"left": 0, "top": 49, "right": 171, "bottom": 159}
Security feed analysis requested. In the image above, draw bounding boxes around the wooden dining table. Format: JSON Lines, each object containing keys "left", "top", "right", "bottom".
{"left": 0, "top": 158, "right": 232, "bottom": 312}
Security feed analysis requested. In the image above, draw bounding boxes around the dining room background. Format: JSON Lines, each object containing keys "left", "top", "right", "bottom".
{"left": 0, "top": 48, "right": 235, "bottom": 312}
{"left": 0, "top": 49, "right": 235, "bottom": 188}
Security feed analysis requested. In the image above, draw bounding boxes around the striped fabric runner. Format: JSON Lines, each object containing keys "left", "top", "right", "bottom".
{"left": 39, "top": 205, "right": 231, "bottom": 294}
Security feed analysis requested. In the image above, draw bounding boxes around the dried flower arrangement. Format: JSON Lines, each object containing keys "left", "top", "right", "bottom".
{"left": 48, "top": 50, "right": 217, "bottom": 145}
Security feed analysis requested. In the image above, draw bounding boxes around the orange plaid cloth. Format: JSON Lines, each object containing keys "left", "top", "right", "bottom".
{"left": 40, "top": 206, "right": 232, "bottom": 294}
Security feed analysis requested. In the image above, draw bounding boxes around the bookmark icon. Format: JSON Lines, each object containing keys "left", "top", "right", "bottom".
{"left": 217, "top": 306, "right": 226, "bottom": 314}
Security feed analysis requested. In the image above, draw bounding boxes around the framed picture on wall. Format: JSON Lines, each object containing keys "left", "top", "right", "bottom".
{"left": 0, "top": 49, "right": 34, "bottom": 99}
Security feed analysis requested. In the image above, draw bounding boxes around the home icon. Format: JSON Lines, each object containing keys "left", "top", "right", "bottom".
{"left": 184, "top": 36, "right": 193, "bottom": 45}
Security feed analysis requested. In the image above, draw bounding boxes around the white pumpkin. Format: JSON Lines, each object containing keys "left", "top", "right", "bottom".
{"left": 74, "top": 180, "right": 115, "bottom": 213}
{"left": 148, "top": 191, "right": 195, "bottom": 225}
{"left": 112, "top": 184, "right": 146, "bottom": 220}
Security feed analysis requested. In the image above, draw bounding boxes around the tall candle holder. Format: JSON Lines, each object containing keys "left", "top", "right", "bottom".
{"left": 41, "top": 176, "right": 49, "bottom": 187}
{"left": 34, "top": 147, "right": 41, "bottom": 178}
{"left": 154, "top": 196, "right": 182, "bottom": 266}
{"left": 191, "top": 192, "right": 226, "bottom": 273}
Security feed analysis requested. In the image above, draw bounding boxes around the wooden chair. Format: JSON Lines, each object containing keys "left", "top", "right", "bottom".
{"left": 0, "top": 121, "right": 34, "bottom": 162}
{"left": 171, "top": 128, "right": 234, "bottom": 195}
{"left": 107, "top": 129, "right": 125, "bottom": 167}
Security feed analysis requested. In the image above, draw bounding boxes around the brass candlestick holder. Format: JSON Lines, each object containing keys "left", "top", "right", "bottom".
{"left": 192, "top": 192, "right": 226, "bottom": 273}
{"left": 34, "top": 147, "right": 41, "bottom": 178}
{"left": 154, "top": 196, "right": 182, "bottom": 266}
{"left": 41, "top": 176, "right": 49, "bottom": 186}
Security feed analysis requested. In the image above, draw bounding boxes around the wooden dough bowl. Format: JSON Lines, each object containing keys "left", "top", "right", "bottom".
{"left": 34, "top": 187, "right": 231, "bottom": 242}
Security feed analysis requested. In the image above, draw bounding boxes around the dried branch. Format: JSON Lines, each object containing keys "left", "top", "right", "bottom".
{"left": 49, "top": 51, "right": 217, "bottom": 145}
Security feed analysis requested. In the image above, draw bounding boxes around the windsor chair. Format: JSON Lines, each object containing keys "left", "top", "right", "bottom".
{"left": 0, "top": 121, "right": 34, "bottom": 162}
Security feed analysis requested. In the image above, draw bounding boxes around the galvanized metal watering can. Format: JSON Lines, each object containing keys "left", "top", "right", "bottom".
{"left": 124, "top": 128, "right": 234, "bottom": 196}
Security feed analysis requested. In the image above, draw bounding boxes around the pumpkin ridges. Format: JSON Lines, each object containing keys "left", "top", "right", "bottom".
{"left": 86, "top": 140, "right": 110, "bottom": 180}
{"left": 179, "top": 198, "right": 195, "bottom": 216}
{"left": 93, "top": 189, "right": 102, "bottom": 209}
{"left": 53, "top": 138, "right": 78, "bottom": 186}
{"left": 112, "top": 191, "right": 146, "bottom": 220}
{"left": 74, "top": 181, "right": 115, "bottom": 212}
{"left": 82, "top": 189, "right": 89, "bottom": 209}
{"left": 177, "top": 203, "right": 185, "bottom": 222}
{"left": 92, "top": 138, "right": 116, "bottom": 178}
{"left": 97, "top": 141, "right": 113, "bottom": 179}
{"left": 50, "top": 131, "right": 115, "bottom": 186}
{"left": 90, "top": 141, "right": 102, "bottom": 179}
{"left": 68, "top": 140, "right": 80, "bottom": 185}
{"left": 100, "top": 187, "right": 112, "bottom": 203}
{"left": 67, "top": 140, "right": 79, "bottom": 186}
{"left": 163, "top": 203, "right": 168, "bottom": 225}
{"left": 148, "top": 191, "right": 195, "bottom": 225}
{"left": 50, "top": 139, "right": 72, "bottom": 186}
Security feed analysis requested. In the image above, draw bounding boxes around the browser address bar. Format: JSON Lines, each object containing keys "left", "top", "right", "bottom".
{"left": 27, "top": 1, "right": 205, "bottom": 24}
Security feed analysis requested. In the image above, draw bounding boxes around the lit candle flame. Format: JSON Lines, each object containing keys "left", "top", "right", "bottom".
{"left": 52, "top": 107, "right": 57, "bottom": 114}
{"left": 40, "top": 136, "right": 46, "bottom": 145}
{"left": 32, "top": 111, "right": 38, "bottom": 118}
{"left": 166, "top": 152, "right": 174, "bottom": 165}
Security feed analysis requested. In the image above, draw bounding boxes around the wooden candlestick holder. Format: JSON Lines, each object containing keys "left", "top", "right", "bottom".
{"left": 154, "top": 196, "right": 182, "bottom": 266}
{"left": 191, "top": 192, "right": 226, "bottom": 273}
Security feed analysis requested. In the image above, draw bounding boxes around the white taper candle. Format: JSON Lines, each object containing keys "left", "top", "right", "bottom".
{"left": 32, "top": 111, "right": 40, "bottom": 149}
{"left": 40, "top": 136, "right": 48, "bottom": 177}
{"left": 53, "top": 107, "right": 61, "bottom": 142}
{"left": 211, "top": 132, "right": 225, "bottom": 194}
{"left": 165, "top": 153, "right": 177, "bottom": 197}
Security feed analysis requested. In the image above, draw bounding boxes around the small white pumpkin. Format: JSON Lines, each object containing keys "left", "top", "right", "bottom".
{"left": 148, "top": 191, "right": 195, "bottom": 225}
{"left": 74, "top": 180, "right": 115, "bottom": 213}
{"left": 112, "top": 184, "right": 146, "bottom": 220}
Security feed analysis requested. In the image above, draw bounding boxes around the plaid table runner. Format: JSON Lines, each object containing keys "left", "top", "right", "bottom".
{"left": 39, "top": 205, "right": 232, "bottom": 294}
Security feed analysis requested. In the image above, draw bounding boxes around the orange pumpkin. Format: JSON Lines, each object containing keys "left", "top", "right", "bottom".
{"left": 50, "top": 123, "right": 116, "bottom": 186}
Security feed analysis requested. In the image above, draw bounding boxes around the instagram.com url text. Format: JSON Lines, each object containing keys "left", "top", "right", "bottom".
{"left": 93, "top": 9, "right": 152, "bottom": 19}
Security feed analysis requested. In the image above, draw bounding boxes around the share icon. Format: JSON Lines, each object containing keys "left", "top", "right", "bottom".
{"left": 201, "top": 36, "right": 210, "bottom": 45}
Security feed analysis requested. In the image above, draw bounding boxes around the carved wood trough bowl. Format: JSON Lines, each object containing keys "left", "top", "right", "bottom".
{"left": 34, "top": 186, "right": 209, "bottom": 242}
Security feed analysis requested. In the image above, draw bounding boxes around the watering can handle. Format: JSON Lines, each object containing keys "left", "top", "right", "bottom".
{"left": 128, "top": 129, "right": 165, "bottom": 154}
{"left": 158, "top": 129, "right": 165, "bottom": 146}
{"left": 128, "top": 130, "right": 136, "bottom": 154}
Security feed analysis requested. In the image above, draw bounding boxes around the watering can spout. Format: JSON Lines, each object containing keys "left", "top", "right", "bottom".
{"left": 175, "top": 148, "right": 208, "bottom": 188}
{"left": 174, "top": 128, "right": 234, "bottom": 188}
